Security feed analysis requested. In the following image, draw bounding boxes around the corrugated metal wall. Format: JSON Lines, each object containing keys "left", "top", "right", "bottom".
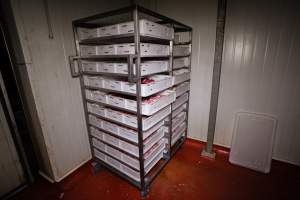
{"left": 215, "top": 0, "right": 300, "bottom": 165}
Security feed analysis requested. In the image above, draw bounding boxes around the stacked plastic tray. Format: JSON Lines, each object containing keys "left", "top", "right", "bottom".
{"left": 76, "top": 18, "right": 176, "bottom": 182}
{"left": 71, "top": 7, "right": 192, "bottom": 195}
{"left": 170, "top": 31, "right": 192, "bottom": 147}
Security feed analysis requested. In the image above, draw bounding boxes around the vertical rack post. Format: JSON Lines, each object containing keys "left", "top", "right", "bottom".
{"left": 72, "top": 23, "right": 99, "bottom": 172}
{"left": 133, "top": 7, "right": 146, "bottom": 194}
{"left": 184, "top": 30, "right": 193, "bottom": 140}
{"left": 167, "top": 23, "right": 174, "bottom": 157}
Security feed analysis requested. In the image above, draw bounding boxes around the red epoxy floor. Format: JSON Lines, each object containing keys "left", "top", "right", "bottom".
{"left": 14, "top": 139, "right": 300, "bottom": 200}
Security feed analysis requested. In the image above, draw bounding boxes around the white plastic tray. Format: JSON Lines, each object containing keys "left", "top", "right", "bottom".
{"left": 80, "top": 43, "right": 170, "bottom": 57}
{"left": 117, "top": 43, "right": 170, "bottom": 56}
{"left": 163, "top": 121, "right": 186, "bottom": 146}
{"left": 92, "top": 133, "right": 165, "bottom": 170}
{"left": 84, "top": 75, "right": 173, "bottom": 97}
{"left": 93, "top": 140, "right": 165, "bottom": 182}
{"left": 77, "top": 27, "right": 98, "bottom": 40}
{"left": 173, "top": 57, "right": 190, "bottom": 69}
{"left": 174, "top": 32, "right": 191, "bottom": 44}
{"left": 87, "top": 104, "right": 170, "bottom": 131}
{"left": 172, "top": 103, "right": 187, "bottom": 118}
{"left": 108, "top": 90, "right": 175, "bottom": 116}
{"left": 173, "top": 82, "right": 190, "bottom": 97}
{"left": 89, "top": 116, "right": 164, "bottom": 144}
{"left": 172, "top": 69, "right": 190, "bottom": 85}
{"left": 78, "top": 19, "right": 174, "bottom": 41}
{"left": 86, "top": 89, "right": 175, "bottom": 116}
{"left": 165, "top": 111, "right": 186, "bottom": 132}
{"left": 171, "top": 112, "right": 187, "bottom": 131}
{"left": 171, "top": 131, "right": 185, "bottom": 146}
{"left": 119, "top": 19, "right": 173, "bottom": 40}
{"left": 124, "top": 105, "right": 171, "bottom": 130}
{"left": 91, "top": 124, "right": 164, "bottom": 156}
{"left": 229, "top": 112, "right": 277, "bottom": 173}
{"left": 121, "top": 148, "right": 164, "bottom": 182}
{"left": 85, "top": 89, "right": 108, "bottom": 103}
{"left": 172, "top": 92, "right": 189, "bottom": 110}
{"left": 171, "top": 122, "right": 186, "bottom": 146}
{"left": 114, "top": 61, "right": 169, "bottom": 75}
{"left": 173, "top": 45, "right": 191, "bottom": 56}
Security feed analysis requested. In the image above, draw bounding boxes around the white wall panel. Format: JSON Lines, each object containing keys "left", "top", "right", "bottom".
{"left": 9, "top": 0, "right": 130, "bottom": 181}
{"left": 216, "top": 0, "right": 300, "bottom": 165}
{"left": 138, "top": 0, "right": 218, "bottom": 141}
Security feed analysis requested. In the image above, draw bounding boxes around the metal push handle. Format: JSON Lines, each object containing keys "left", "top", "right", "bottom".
{"left": 69, "top": 55, "right": 80, "bottom": 77}
{"left": 127, "top": 55, "right": 136, "bottom": 83}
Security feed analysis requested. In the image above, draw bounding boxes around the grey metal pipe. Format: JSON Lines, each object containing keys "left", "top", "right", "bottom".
{"left": 202, "top": 0, "right": 227, "bottom": 158}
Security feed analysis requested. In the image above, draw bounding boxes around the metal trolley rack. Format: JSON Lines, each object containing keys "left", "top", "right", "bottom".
{"left": 69, "top": 5, "right": 192, "bottom": 196}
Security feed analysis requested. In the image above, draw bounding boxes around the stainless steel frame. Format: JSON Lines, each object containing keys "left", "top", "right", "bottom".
{"left": 70, "top": 5, "right": 192, "bottom": 197}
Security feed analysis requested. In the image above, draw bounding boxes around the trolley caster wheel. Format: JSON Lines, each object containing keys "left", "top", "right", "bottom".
{"left": 91, "top": 162, "right": 102, "bottom": 175}
{"left": 141, "top": 187, "right": 150, "bottom": 198}
{"left": 163, "top": 152, "right": 170, "bottom": 160}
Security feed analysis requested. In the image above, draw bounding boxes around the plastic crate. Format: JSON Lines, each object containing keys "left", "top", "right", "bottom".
{"left": 119, "top": 19, "right": 173, "bottom": 40}
{"left": 83, "top": 76, "right": 104, "bottom": 88}
{"left": 91, "top": 132, "right": 166, "bottom": 171}
{"left": 173, "top": 45, "right": 191, "bottom": 56}
{"left": 173, "top": 57, "right": 190, "bottom": 69}
{"left": 77, "top": 27, "right": 98, "bottom": 40}
{"left": 78, "top": 19, "right": 174, "bottom": 41}
{"left": 174, "top": 32, "right": 191, "bottom": 44}
{"left": 172, "top": 112, "right": 187, "bottom": 131}
{"left": 123, "top": 75, "right": 173, "bottom": 97}
{"left": 123, "top": 105, "right": 171, "bottom": 130}
{"left": 93, "top": 148, "right": 106, "bottom": 161}
{"left": 172, "top": 69, "right": 190, "bottom": 85}
{"left": 85, "top": 89, "right": 107, "bottom": 103}
{"left": 102, "top": 120, "right": 119, "bottom": 135}
{"left": 118, "top": 120, "right": 164, "bottom": 143}
{"left": 83, "top": 75, "right": 173, "bottom": 97}
{"left": 87, "top": 103, "right": 106, "bottom": 117}
{"left": 90, "top": 126, "right": 104, "bottom": 140}
{"left": 92, "top": 137, "right": 105, "bottom": 151}
{"left": 172, "top": 92, "right": 189, "bottom": 110}
{"left": 172, "top": 103, "right": 187, "bottom": 118}
{"left": 81, "top": 61, "right": 100, "bottom": 72}
{"left": 106, "top": 109, "right": 124, "bottom": 123}
{"left": 171, "top": 122, "right": 186, "bottom": 146}
{"left": 91, "top": 124, "right": 164, "bottom": 157}
{"left": 98, "top": 24, "right": 118, "bottom": 37}
{"left": 173, "top": 82, "right": 190, "bottom": 97}
{"left": 106, "top": 90, "right": 175, "bottom": 116}
{"left": 88, "top": 114, "right": 103, "bottom": 129}
{"left": 116, "top": 43, "right": 170, "bottom": 56}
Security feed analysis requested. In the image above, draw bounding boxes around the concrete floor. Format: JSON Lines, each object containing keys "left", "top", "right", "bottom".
{"left": 14, "top": 139, "right": 300, "bottom": 200}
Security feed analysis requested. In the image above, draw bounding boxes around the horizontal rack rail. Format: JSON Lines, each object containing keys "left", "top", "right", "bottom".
{"left": 82, "top": 70, "right": 170, "bottom": 79}
{"left": 79, "top": 34, "right": 171, "bottom": 45}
